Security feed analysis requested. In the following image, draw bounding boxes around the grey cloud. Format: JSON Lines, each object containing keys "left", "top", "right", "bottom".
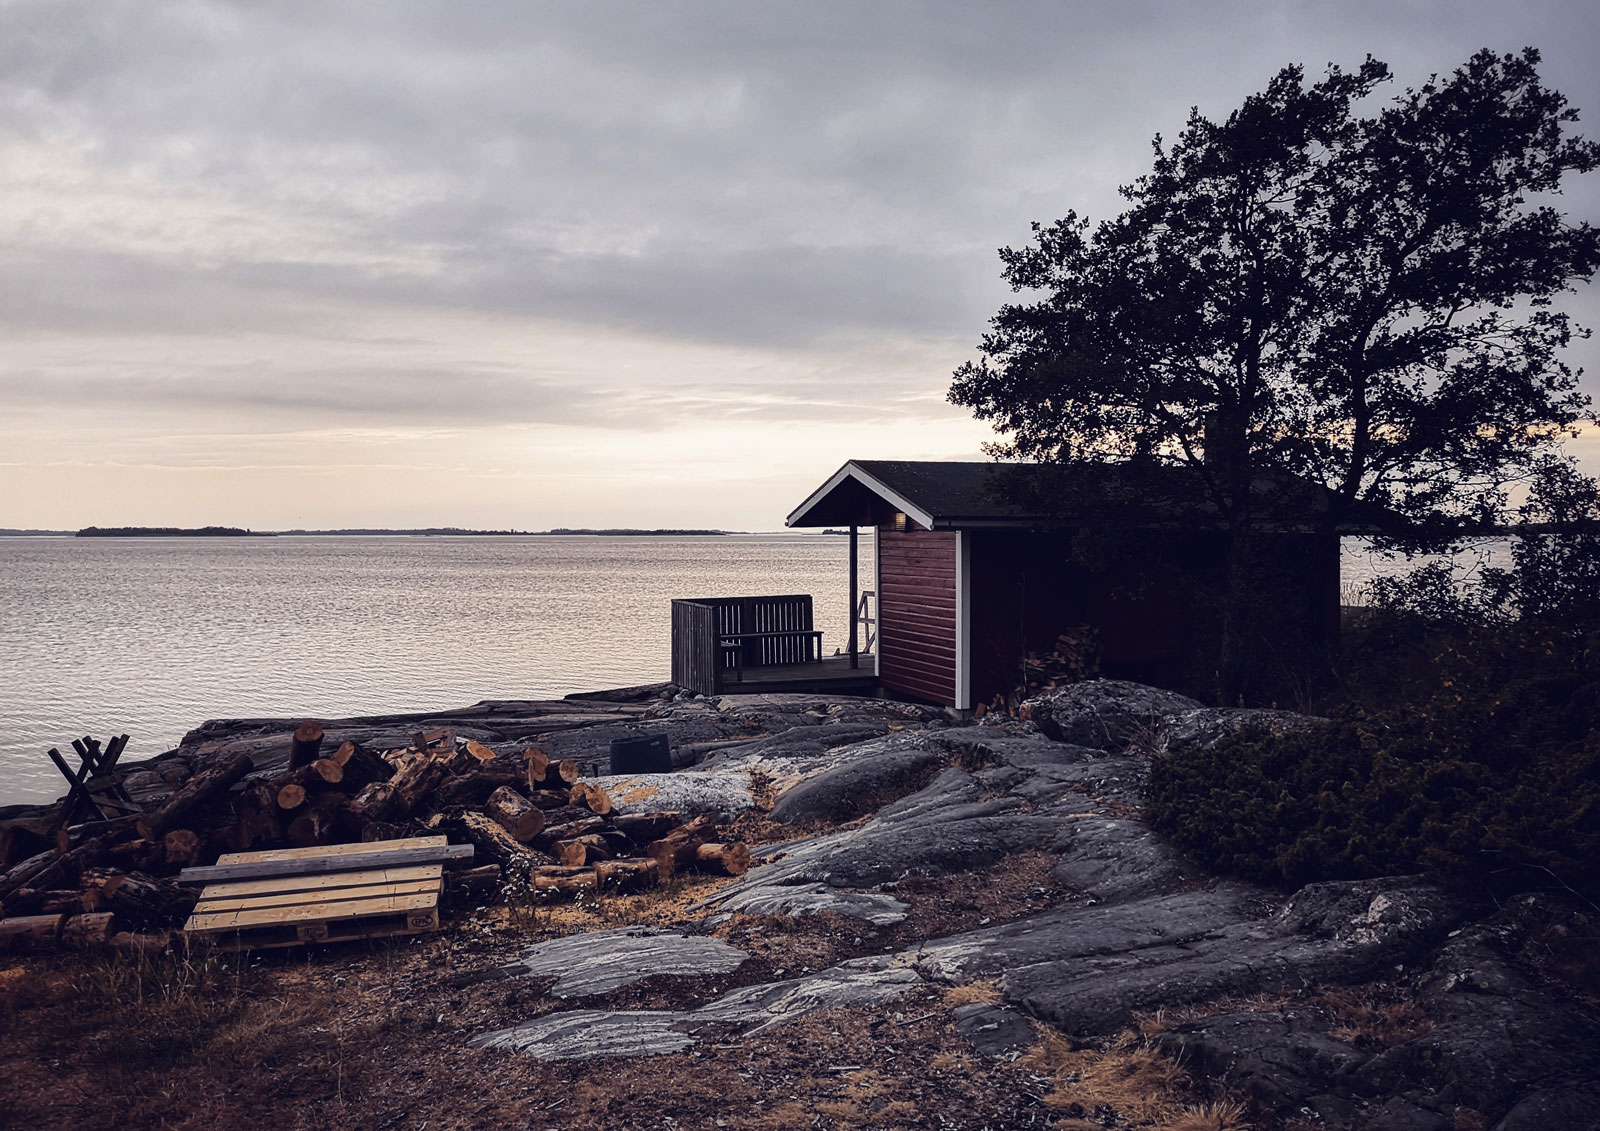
{"left": 3, "top": 0, "right": 1599, "bottom": 394}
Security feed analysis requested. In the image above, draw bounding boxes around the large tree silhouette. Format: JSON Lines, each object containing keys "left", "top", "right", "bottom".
{"left": 951, "top": 49, "right": 1600, "bottom": 703}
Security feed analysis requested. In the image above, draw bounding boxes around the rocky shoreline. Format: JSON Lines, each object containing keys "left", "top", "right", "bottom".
{"left": 6, "top": 678, "right": 1598, "bottom": 1129}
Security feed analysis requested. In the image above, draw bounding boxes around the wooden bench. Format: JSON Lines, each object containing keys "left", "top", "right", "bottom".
{"left": 718, "top": 629, "right": 826, "bottom": 681}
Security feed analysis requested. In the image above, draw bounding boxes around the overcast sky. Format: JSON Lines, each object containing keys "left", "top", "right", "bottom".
{"left": 3, "top": 1, "right": 1598, "bottom": 530}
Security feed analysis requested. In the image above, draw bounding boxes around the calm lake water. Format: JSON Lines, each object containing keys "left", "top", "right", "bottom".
{"left": 0, "top": 533, "right": 1502, "bottom": 807}
{"left": 0, "top": 535, "right": 873, "bottom": 806}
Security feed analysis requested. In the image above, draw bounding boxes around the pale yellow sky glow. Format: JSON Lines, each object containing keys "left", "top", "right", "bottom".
{"left": 3, "top": 2, "right": 1598, "bottom": 530}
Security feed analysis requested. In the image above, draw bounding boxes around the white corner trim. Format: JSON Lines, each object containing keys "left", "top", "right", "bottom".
{"left": 954, "top": 530, "right": 971, "bottom": 710}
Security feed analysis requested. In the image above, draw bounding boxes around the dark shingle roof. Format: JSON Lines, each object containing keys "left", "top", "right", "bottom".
{"left": 788, "top": 459, "right": 1382, "bottom": 532}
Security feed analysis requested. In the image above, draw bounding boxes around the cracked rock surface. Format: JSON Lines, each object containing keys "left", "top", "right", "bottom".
{"left": 468, "top": 957, "right": 920, "bottom": 1059}
{"left": 455, "top": 679, "right": 1597, "bottom": 1130}
{"left": 491, "top": 927, "right": 749, "bottom": 997}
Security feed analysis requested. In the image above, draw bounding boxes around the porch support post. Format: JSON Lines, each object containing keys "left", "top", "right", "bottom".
{"left": 848, "top": 524, "right": 859, "bottom": 668}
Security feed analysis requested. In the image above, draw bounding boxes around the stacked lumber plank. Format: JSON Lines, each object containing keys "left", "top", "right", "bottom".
{"left": 179, "top": 836, "right": 469, "bottom": 949}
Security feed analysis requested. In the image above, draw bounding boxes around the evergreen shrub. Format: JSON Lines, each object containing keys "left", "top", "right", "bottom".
{"left": 1146, "top": 629, "right": 1600, "bottom": 894}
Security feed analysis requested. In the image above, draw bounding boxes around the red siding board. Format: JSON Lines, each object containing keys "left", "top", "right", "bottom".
{"left": 878, "top": 529, "right": 958, "bottom": 705}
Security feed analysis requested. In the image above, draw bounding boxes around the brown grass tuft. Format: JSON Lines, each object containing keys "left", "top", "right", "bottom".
{"left": 943, "top": 978, "right": 1004, "bottom": 1006}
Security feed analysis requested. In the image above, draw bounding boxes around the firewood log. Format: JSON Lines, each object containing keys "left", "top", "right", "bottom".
{"left": 286, "top": 794, "right": 346, "bottom": 849}
{"left": 109, "top": 930, "right": 174, "bottom": 957}
{"left": 647, "top": 816, "right": 717, "bottom": 875}
{"left": 288, "top": 720, "right": 325, "bottom": 770}
{"left": 81, "top": 870, "right": 196, "bottom": 927}
{"left": 359, "top": 820, "right": 411, "bottom": 843}
{"left": 39, "top": 890, "right": 83, "bottom": 914}
{"left": 525, "top": 746, "right": 550, "bottom": 789}
{"left": 163, "top": 828, "right": 202, "bottom": 868}
{"left": 528, "top": 757, "right": 579, "bottom": 789}
{"left": 484, "top": 787, "right": 545, "bottom": 843}
{"left": 569, "top": 782, "right": 614, "bottom": 816}
{"left": 593, "top": 857, "right": 661, "bottom": 894}
{"left": 556, "top": 834, "right": 613, "bottom": 867}
{"left": 348, "top": 754, "right": 448, "bottom": 825}
{"left": 330, "top": 742, "right": 393, "bottom": 791}
{"left": 531, "top": 865, "right": 596, "bottom": 896}
{"left": 227, "top": 783, "right": 282, "bottom": 853}
{"left": 436, "top": 768, "right": 524, "bottom": 808}
{"left": 136, "top": 752, "right": 253, "bottom": 842}
{"left": 0, "top": 887, "right": 44, "bottom": 916}
{"left": 528, "top": 789, "right": 575, "bottom": 810}
{"left": 608, "top": 812, "right": 687, "bottom": 846}
{"left": 693, "top": 842, "right": 751, "bottom": 877}
{"left": 276, "top": 783, "right": 307, "bottom": 811}
{"left": 464, "top": 740, "right": 497, "bottom": 763}
{"left": 0, "top": 849, "right": 60, "bottom": 902}
{"left": 532, "top": 816, "right": 608, "bottom": 850}
{"left": 0, "top": 911, "right": 114, "bottom": 953}
{"left": 443, "top": 863, "right": 501, "bottom": 907}
{"left": 447, "top": 812, "right": 547, "bottom": 882}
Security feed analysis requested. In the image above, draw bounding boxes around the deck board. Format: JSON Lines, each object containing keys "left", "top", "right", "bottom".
{"left": 721, "top": 653, "right": 879, "bottom": 694}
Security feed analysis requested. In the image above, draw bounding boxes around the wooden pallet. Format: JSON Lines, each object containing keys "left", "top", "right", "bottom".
{"left": 182, "top": 836, "right": 458, "bottom": 950}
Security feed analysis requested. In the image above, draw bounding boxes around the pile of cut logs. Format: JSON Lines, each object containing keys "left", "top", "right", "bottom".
{"left": 0, "top": 722, "right": 750, "bottom": 953}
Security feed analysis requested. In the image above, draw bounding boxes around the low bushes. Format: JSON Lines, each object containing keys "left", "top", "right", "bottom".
{"left": 1147, "top": 630, "right": 1600, "bottom": 894}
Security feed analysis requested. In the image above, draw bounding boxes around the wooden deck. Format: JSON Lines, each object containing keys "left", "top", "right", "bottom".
{"left": 720, "top": 653, "right": 878, "bottom": 695}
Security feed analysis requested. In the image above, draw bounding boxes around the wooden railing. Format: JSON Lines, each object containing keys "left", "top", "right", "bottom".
{"left": 855, "top": 588, "right": 876, "bottom": 658}
{"left": 670, "top": 594, "right": 822, "bottom": 696}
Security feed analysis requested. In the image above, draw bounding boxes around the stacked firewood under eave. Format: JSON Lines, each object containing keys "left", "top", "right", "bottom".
{"left": 980, "top": 625, "right": 1103, "bottom": 717}
{"left": 0, "top": 722, "right": 750, "bottom": 953}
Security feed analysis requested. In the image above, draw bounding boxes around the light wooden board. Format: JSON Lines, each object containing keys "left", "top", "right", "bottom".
{"left": 178, "top": 843, "right": 472, "bottom": 884}
{"left": 193, "top": 878, "right": 441, "bottom": 916}
{"left": 197, "top": 864, "right": 442, "bottom": 900}
{"left": 187, "top": 890, "right": 439, "bottom": 933}
{"left": 215, "top": 835, "right": 445, "bottom": 866}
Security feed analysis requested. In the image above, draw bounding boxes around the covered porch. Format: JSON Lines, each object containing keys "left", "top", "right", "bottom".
{"left": 669, "top": 565, "right": 877, "bottom": 697}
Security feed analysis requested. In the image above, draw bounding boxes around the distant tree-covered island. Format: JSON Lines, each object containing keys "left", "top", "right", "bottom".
{"left": 274, "top": 527, "right": 732, "bottom": 536}
{"left": 65, "top": 526, "right": 734, "bottom": 538}
{"left": 76, "top": 526, "right": 265, "bottom": 537}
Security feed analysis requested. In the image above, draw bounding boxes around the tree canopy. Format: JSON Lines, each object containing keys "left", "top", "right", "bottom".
{"left": 950, "top": 49, "right": 1600, "bottom": 547}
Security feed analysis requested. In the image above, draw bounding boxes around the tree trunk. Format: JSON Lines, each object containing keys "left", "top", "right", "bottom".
{"left": 693, "top": 842, "right": 751, "bottom": 876}
{"left": 286, "top": 794, "right": 346, "bottom": 848}
{"left": 288, "top": 720, "right": 325, "bottom": 770}
{"left": 593, "top": 857, "right": 661, "bottom": 894}
{"left": 484, "top": 787, "right": 545, "bottom": 843}
{"left": 137, "top": 752, "right": 254, "bottom": 842}
{"left": 163, "top": 828, "right": 202, "bottom": 867}
{"left": 531, "top": 865, "right": 596, "bottom": 896}
{"left": 569, "top": 782, "right": 614, "bottom": 816}
{"left": 646, "top": 816, "right": 717, "bottom": 878}
{"left": 448, "top": 811, "right": 547, "bottom": 882}
{"left": 556, "top": 834, "right": 613, "bottom": 867}
{"left": 437, "top": 769, "right": 524, "bottom": 808}
{"left": 81, "top": 870, "right": 196, "bottom": 927}
{"left": 607, "top": 812, "right": 686, "bottom": 846}
{"left": 0, "top": 911, "right": 114, "bottom": 952}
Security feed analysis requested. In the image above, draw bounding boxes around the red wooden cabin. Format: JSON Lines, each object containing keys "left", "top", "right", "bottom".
{"left": 785, "top": 460, "right": 1348, "bottom": 709}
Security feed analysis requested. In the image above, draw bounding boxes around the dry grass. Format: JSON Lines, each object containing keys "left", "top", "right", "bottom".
{"left": 1021, "top": 1028, "right": 1233, "bottom": 1128}
{"left": 1134, "top": 980, "right": 1432, "bottom": 1052}
{"left": 942, "top": 978, "right": 1004, "bottom": 1006}
{"left": 1314, "top": 983, "right": 1433, "bottom": 1050}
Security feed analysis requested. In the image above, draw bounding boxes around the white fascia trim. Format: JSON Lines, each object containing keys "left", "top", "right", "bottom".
{"left": 784, "top": 461, "right": 937, "bottom": 531}
{"left": 954, "top": 530, "right": 971, "bottom": 710}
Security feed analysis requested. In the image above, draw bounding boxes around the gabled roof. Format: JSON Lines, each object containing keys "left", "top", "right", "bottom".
{"left": 785, "top": 461, "right": 1031, "bottom": 530}
{"left": 787, "top": 459, "right": 1384, "bottom": 532}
